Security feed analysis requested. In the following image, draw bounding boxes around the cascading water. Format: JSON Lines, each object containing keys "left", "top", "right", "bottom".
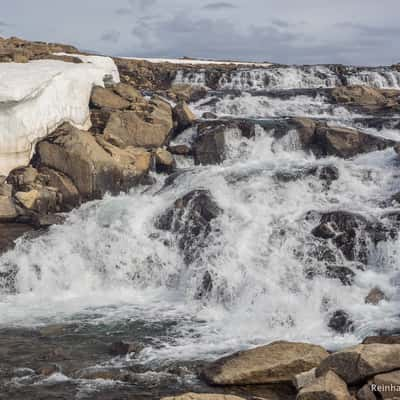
{"left": 2, "top": 62, "right": 400, "bottom": 397}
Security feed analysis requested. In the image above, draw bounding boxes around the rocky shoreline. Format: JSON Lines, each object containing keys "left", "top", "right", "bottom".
{"left": 2, "top": 36, "right": 400, "bottom": 399}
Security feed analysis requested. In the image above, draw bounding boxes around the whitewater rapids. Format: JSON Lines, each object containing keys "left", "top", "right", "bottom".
{"left": 1, "top": 62, "right": 400, "bottom": 367}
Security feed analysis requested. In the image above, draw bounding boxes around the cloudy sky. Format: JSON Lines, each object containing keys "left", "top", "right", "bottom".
{"left": 1, "top": 0, "right": 399, "bottom": 65}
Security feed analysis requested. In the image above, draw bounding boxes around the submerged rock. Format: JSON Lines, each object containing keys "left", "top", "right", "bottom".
{"left": 201, "top": 341, "right": 328, "bottom": 385}
{"left": 328, "top": 310, "right": 354, "bottom": 334}
{"left": 155, "top": 189, "right": 222, "bottom": 265}
{"left": 365, "top": 287, "right": 386, "bottom": 305}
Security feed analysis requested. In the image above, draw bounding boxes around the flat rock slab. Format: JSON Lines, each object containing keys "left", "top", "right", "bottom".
{"left": 202, "top": 341, "right": 328, "bottom": 385}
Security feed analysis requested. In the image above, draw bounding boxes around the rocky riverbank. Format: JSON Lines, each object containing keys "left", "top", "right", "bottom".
{"left": 2, "top": 36, "right": 400, "bottom": 399}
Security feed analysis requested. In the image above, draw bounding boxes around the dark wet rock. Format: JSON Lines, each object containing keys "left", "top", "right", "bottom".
{"left": 195, "top": 271, "right": 214, "bottom": 300}
{"left": 328, "top": 310, "right": 354, "bottom": 334}
{"left": 202, "top": 112, "right": 218, "bottom": 119}
{"left": 169, "top": 144, "right": 192, "bottom": 156}
{"left": 109, "top": 341, "right": 143, "bottom": 356}
{"left": 173, "top": 101, "right": 197, "bottom": 135}
{"left": 76, "top": 367, "right": 133, "bottom": 381}
{"left": 365, "top": 287, "right": 387, "bottom": 305}
{"left": 155, "top": 190, "right": 222, "bottom": 265}
{"left": 311, "top": 211, "right": 390, "bottom": 264}
{"left": 325, "top": 266, "right": 355, "bottom": 286}
{"left": 0, "top": 223, "right": 34, "bottom": 255}
{"left": 193, "top": 123, "right": 226, "bottom": 165}
{"left": 305, "top": 265, "right": 355, "bottom": 286}
{"left": 362, "top": 336, "right": 400, "bottom": 345}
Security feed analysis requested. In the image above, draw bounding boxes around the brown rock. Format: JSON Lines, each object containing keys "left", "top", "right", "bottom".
{"left": 316, "top": 344, "right": 400, "bottom": 384}
{"left": 113, "top": 83, "right": 143, "bottom": 102}
{"left": 365, "top": 287, "right": 386, "bottom": 305}
{"left": 169, "top": 144, "right": 192, "bottom": 156}
{"left": 91, "top": 86, "right": 130, "bottom": 110}
{"left": 314, "top": 126, "right": 394, "bottom": 158}
{"left": 201, "top": 341, "right": 329, "bottom": 386}
{"left": 293, "top": 368, "right": 317, "bottom": 390}
{"left": 297, "top": 371, "right": 351, "bottom": 400}
{"left": 104, "top": 99, "right": 173, "bottom": 149}
{"left": 161, "top": 394, "right": 246, "bottom": 400}
{"left": 109, "top": 341, "right": 143, "bottom": 356}
{"left": 372, "top": 370, "right": 400, "bottom": 399}
{"left": 173, "top": 101, "right": 197, "bottom": 133}
{"left": 362, "top": 336, "right": 400, "bottom": 345}
{"left": 0, "top": 196, "right": 18, "bottom": 221}
{"left": 155, "top": 148, "right": 175, "bottom": 173}
{"left": 15, "top": 188, "right": 58, "bottom": 214}
{"left": 291, "top": 117, "right": 317, "bottom": 148}
{"left": 356, "top": 384, "right": 377, "bottom": 400}
{"left": 37, "top": 123, "right": 151, "bottom": 201}
{"left": 39, "top": 167, "right": 80, "bottom": 210}
{"left": 331, "top": 86, "right": 387, "bottom": 106}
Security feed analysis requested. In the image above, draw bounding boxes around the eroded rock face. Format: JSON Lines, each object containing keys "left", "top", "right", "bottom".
{"left": 155, "top": 190, "right": 222, "bottom": 265}
{"left": 37, "top": 123, "right": 151, "bottom": 201}
{"left": 201, "top": 341, "right": 328, "bottom": 386}
{"left": 316, "top": 344, "right": 400, "bottom": 384}
{"left": 297, "top": 371, "right": 352, "bottom": 400}
{"left": 372, "top": 370, "right": 400, "bottom": 399}
{"left": 173, "top": 101, "right": 197, "bottom": 134}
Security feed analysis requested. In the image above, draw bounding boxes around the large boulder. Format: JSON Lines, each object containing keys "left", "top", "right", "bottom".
{"left": 112, "top": 83, "right": 142, "bottom": 102}
{"left": 37, "top": 123, "right": 151, "bottom": 201}
{"left": 155, "top": 190, "right": 222, "bottom": 265}
{"left": 162, "top": 395, "right": 245, "bottom": 400}
{"left": 297, "top": 371, "right": 351, "bottom": 400}
{"left": 104, "top": 97, "right": 173, "bottom": 149}
{"left": 316, "top": 344, "right": 400, "bottom": 384}
{"left": 0, "top": 195, "right": 18, "bottom": 221}
{"left": 90, "top": 86, "right": 130, "bottom": 110}
{"left": 372, "top": 370, "right": 400, "bottom": 399}
{"left": 312, "top": 126, "right": 394, "bottom": 158}
{"left": 201, "top": 341, "right": 329, "bottom": 386}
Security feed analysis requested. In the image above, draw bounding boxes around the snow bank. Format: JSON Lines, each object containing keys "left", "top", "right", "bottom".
{"left": 0, "top": 54, "right": 120, "bottom": 176}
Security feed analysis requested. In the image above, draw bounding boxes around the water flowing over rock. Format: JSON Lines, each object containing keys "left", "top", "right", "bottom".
{"left": 162, "top": 395, "right": 246, "bottom": 400}
{"left": 202, "top": 341, "right": 328, "bottom": 385}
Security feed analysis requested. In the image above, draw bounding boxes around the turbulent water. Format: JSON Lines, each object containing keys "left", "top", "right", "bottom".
{"left": 2, "top": 64, "right": 400, "bottom": 396}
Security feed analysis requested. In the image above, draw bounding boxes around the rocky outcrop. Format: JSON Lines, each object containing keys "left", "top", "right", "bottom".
{"left": 316, "top": 344, "right": 400, "bottom": 384}
{"left": 104, "top": 97, "right": 173, "bottom": 148}
{"left": 201, "top": 341, "right": 329, "bottom": 386}
{"left": 90, "top": 86, "right": 131, "bottom": 110}
{"left": 36, "top": 123, "right": 151, "bottom": 201}
{"left": 297, "top": 371, "right": 351, "bottom": 400}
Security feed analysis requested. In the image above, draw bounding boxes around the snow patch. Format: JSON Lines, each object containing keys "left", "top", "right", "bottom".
{"left": 0, "top": 55, "right": 120, "bottom": 176}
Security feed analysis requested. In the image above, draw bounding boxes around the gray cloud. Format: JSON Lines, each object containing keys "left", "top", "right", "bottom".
{"left": 128, "top": 0, "right": 158, "bottom": 11}
{"left": 203, "top": 2, "right": 237, "bottom": 10}
{"left": 100, "top": 29, "right": 121, "bottom": 43}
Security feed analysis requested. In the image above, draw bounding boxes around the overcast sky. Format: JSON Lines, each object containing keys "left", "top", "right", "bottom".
{"left": 1, "top": 0, "right": 399, "bottom": 66}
